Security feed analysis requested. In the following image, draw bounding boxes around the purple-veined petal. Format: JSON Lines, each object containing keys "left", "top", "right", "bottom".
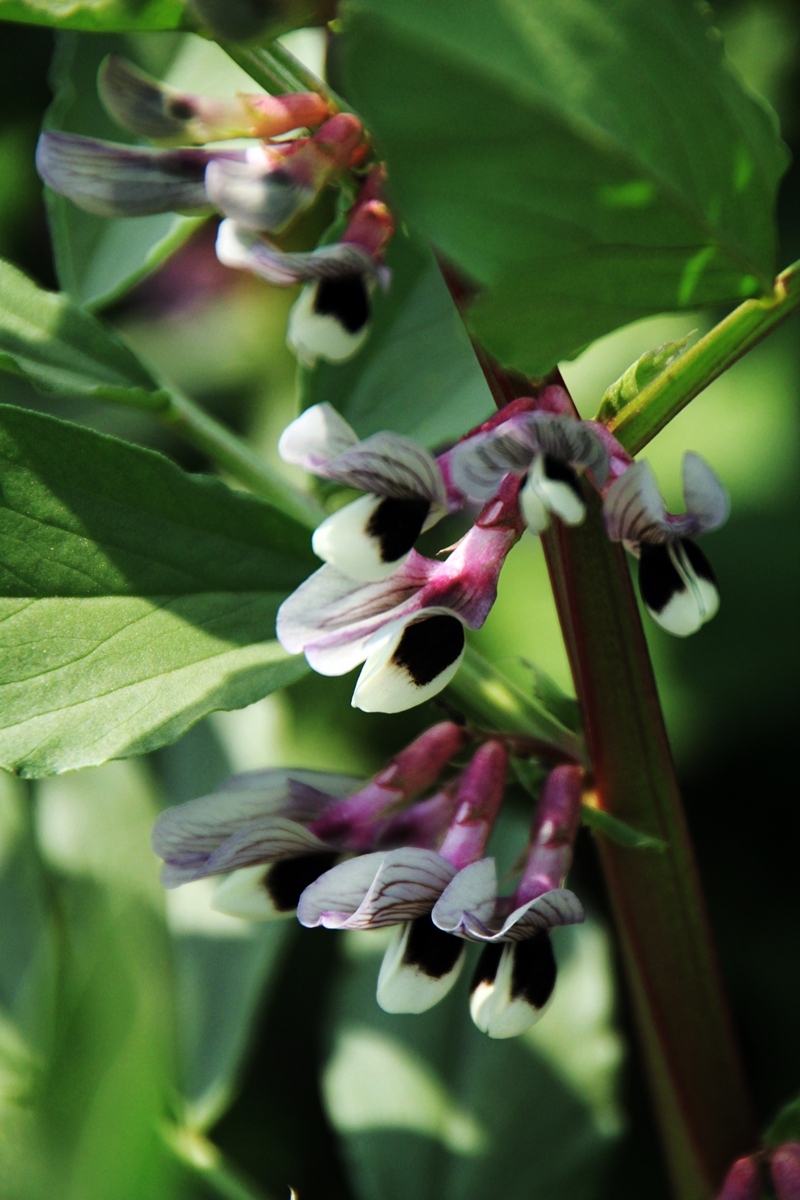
{"left": 35, "top": 131, "right": 236, "bottom": 217}
{"left": 376, "top": 917, "right": 466, "bottom": 1013}
{"left": 152, "top": 768, "right": 358, "bottom": 885}
{"left": 682, "top": 451, "right": 729, "bottom": 533}
{"left": 205, "top": 155, "right": 315, "bottom": 232}
{"left": 603, "top": 460, "right": 670, "bottom": 545}
{"left": 431, "top": 858, "right": 499, "bottom": 934}
{"left": 278, "top": 402, "right": 359, "bottom": 471}
{"left": 217, "top": 220, "right": 377, "bottom": 286}
{"left": 296, "top": 847, "right": 456, "bottom": 929}
{"left": 470, "top": 935, "right": 556, "bottom": 1038}
{"left": 315, "top": 431, "right": 447, "bottom": 506}
{"left": 449, "top": 424, "right": 535, "bottom": 500}
{"left": 202, "top": 816, "right": 330, "bottom": 876}
{"left": 526, "top": 414, "right": 609, "bottom": 485}
{"left": 276, "top": 557, "right": 433, "bottom": 674}
{"left": 462, "top": 888, "right": 585, "bottom": 942}
{"left": 352, "top": 609, "right": 466, "bottom": 714}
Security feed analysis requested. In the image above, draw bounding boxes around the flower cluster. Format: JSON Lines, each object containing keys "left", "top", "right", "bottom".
{"left": 153, "top": 721, "right": 586, "bottom": 1038}
{"left": 276, "top": 387, "right": 728, "bottom": 714}
{"left": 36, "top": 56, "right": 393, "bottom": 366}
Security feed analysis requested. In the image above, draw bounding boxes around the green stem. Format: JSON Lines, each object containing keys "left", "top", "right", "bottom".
{"left": 606, "top": 258, "right": 800, "bottom": 454}
{"left": 223, "top": 39, "right": 349, "bottom": 112}
{"left": 542, "top": 496, "right": 754, "bottom": 1199}
{"left": 447, "top": 644, "right": 585, "bottom": 764}
{"left": 157, "top": 385, "right": 323, "bottom": 530}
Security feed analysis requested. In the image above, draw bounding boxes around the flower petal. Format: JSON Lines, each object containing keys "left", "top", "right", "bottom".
{"left": 431, "top": 858, "right": 499, "bottom": 934}
{"left": 312, "top": 493, "right": 434, "bottom": 582}
{"left": 288, "top": 276, "right": 373, "bottom": 367}
{"left": 212, "top": 852, "right": 340, "bottom": 920}
{"left": 352, "top": 610, "right": 466, "bottom": 713}
{"left": 449, "top": 425, "right": 535, "bottom": 500}
{"left": 376, "top": 917, "right": 466, "bottom": 1013}
{"left": 603, "top": 460, "right": 669, "bottom": 545}
{"left": 682, "top": 452, "right": 729, "bottom": 532}
{"left": 316, "top": 431, "right": 447, "bottom": 506}
{"left": 638, "top": 541, "right": 719, "bottom": 636}
{"left": 296, "top": 847, "right": 456, "bottom": 929}
{"left": 202, "top": 816, "right": 330, "bottom": 876}
{"left": 518, "top": 477, "right": 550, "bottom": 533}
{"left": 35, "top": 132, "right": 229, "bottom": 217}
{"left": 278, "top": 402, "right": 359, "bottom": 471}
{"left": 276, "top": 558, "right": 433, "bottom": 674}
{"left": 470, "top": 935, "right": 557, "bottom": 1038}
{"left": 205, "top": 155, "right": 315, "bottom": 232}
{"left": 526, "top": 454, "right": 586, "bottom": 526}
{"left": 463, "top": 888, "right": 585, "bottom": 942}
{"left": 527, "top": 414, "right": 609, "bottom": 485}
{"left": 152, "top": 768, "right": 357, "bottom": 884}
{"left": 217, "top": 221, "right": 377, "bottom": 286}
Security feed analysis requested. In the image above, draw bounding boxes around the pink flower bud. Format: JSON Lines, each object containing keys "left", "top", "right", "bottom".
{"left": 772, "top": 1143, "right": 800, "bottom": 1200}
{"left": 716, "top": 1156, "right": 760, "bottom": 1200}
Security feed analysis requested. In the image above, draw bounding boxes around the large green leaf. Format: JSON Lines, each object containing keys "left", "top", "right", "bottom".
{"left": 300, "top": 229, "right": 493, "bottom": 446}
{"left": 0, "top": 0, "right": 190, "bottom": 33}
{"left": 0, "top": 257, "right": 168, "bottom": 407}
{"left": 339, "top": 0, "right": 789, "bottom": 374}
{"left": 0, "top": 405, "right": 314, "bottom": 776}
{"left": 323, "top": 817, "right": 625, "bottom": 1200}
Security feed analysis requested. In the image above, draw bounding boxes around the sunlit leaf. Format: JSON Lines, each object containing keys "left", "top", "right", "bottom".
{"left": 0, "top": 406, "right": 314, "bottom": 776}
{"left": 340, "top": 0, "right": 789, "bottom": 373}
{"left": 0, "top": 0, "right": 190, "bottom": 34}
{"left": 0, "top": 257, "right": 168, "bottom": 407}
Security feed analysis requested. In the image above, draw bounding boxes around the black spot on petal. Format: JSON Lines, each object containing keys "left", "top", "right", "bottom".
{"left": 392, "top": 615, "right": 465, "bottom": 687}
{"left": 265, "top": 851, "right": 339, "bottom": 912}
{"left": 638, "top": 543, "right": 685, "bottom": 615}
{"left": 168, "top": 98, "right": 195, "bottom": 121}
{"left": 367, "top": 496, "right": 430, "bottom": 563}
{"left": 403, "top": 915, "right": 464, "bottom": 979}
{"left": 470, "top": 943, "right": 503, "bottom": 993}
{"left": 511, "top": 932, "right": 557, "bottom": 1010}
{"left": 680, "top": 538, "right": 718, "bottom": 587}
{"left": 314, "top": 273, "right": 370, "bottom": 334}
{"left": 543, "top": 454, "right": 583, "bottom": 500}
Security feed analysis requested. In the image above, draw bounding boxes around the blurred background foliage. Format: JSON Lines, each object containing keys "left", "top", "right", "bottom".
{"left": 0, "top": 2, "right": 798, "bottom": 1198}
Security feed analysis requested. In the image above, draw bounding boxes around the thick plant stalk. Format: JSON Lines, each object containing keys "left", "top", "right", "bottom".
{"left": 542, "top": 495, "right": 754, "bottom": 1199}
{"left": 474, "top": 355, "right": 755, "bottom": 1199}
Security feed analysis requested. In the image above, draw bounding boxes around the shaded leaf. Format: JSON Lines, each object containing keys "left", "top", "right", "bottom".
{"left": 0, "top": 257, "right": 168, "bottom": 407}
{"left": 340, "top": 0, "right": 788, "bottom": 373}
{"left": 300, "top": 228, "right": 493, "bottom": 447}
{"left": 581, "top": 805, "right": 667, "bottom": 854}
{"left": 0, "top": 405, "right": 314, "bottom": 775}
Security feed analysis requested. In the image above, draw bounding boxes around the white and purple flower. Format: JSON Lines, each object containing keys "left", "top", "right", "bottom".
{"left": 432, "top": 764, "right": 585, "bottom": 1038}
{"left": 276, "top": 474, "right": 524, "bottom": 712}
{"left": 277, "top": 401, "right": 454, "bottom": 583}
{"left": 152, "top": 721, "right": 468, "bottom": 920}
{"left": 603, "top": 452, "right": 729, "bottom": 636}
{"left": 445, "top": 390, "right": 610, "bottom": 532}
{"left": 297, "top": 740, "right": 509, "bottom": 1015}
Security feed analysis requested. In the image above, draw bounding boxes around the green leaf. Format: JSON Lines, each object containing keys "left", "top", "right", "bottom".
{"left": 300, "top": 229, "right": 493, "bottom": 446}
{"left": 323, "top": 818, "right": 625, "bottom": 1200}
{"left": 0, "top": 257, "right": 168, "bottom": 407}
{"left": 340, "top": 0, "right": 789, "bottom": 374}
{"left": 0, "top": 0, "right": 190, "bottom": 32}
{"left": 764, "top": 1094, "right": 800, "bottom": 1148}
{"left": 596, "top": 333, "right": 695, "bottom": 422}
{"left": 0, "top": 405, "right": 315, "bottom": 776}
{"left": 581, "top": 805, "right": 667, "bottom": 854}
{"left": 43, "top": 33, "right": 253, "bottom": 308}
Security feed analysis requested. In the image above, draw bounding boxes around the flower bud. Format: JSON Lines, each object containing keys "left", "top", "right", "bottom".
{"left": 772, "top": 1143, "right": 800, "bottom": 1200}
{"left": 715, "top": 1156, "right": 760, "bottom": 1200}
